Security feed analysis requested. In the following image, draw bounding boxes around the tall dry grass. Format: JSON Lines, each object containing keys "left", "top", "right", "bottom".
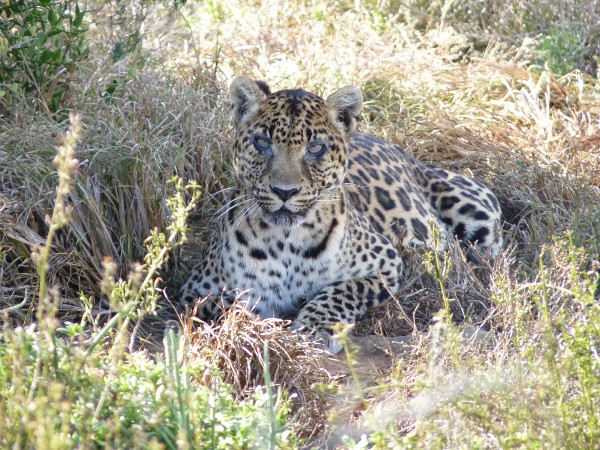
{"left": 1, "top": 67, "right": 230, "bottom": 325}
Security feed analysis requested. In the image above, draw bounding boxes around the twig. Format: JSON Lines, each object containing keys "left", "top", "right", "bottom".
{"left": 0, "top": 290, "right": 30, "bottom": 313}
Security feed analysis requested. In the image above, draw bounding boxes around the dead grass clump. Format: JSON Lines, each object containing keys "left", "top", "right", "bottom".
{"left": 185, "top": 304, "right": 334, "bottom": 438}
{"left": 372, "top": 63, "right": 595, "bottom": 170}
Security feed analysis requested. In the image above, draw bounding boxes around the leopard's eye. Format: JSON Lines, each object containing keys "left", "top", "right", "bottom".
{"left": 252, "top": 135, "right": 272, "bottom": 154}
{"left": 306, "top": 142, "right": 328, "bottom": 157}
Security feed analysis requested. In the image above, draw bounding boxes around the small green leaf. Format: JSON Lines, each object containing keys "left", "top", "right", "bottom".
{"left": 47, "top": 28, "right": 64, "bottom": 37}
{"left": 48, "top": 7, "right": 57, "bottom": 25}
{"left": 23, "top": 12, "right": 37, "bottom": 24}
{"left": 36, "top": 32, "right": 48, "bottom": 46}
{"left": 72, "top": 11, "right": 85, "bottom": 28}
{"left": 52, "top": 49, "right": 63, "bottom": 63}
{"left": 40, "top": 48, "right": 54, "bottom": 63}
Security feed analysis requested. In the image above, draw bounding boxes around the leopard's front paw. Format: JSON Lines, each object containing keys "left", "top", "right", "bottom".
{"left": 289, "top": 320, "right": 343, "bottom": 354}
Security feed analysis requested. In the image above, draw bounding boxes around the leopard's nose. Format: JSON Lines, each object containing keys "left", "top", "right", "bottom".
{"left": 270, "top": 185, "right": 301, "bottom": 202}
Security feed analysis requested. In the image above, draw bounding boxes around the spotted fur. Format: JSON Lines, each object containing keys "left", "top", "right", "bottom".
{"left": 179, "top": 76, "right": 502, "bottom": 353}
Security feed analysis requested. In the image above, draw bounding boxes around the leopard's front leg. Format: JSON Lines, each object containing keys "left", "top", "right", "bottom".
{"left": 182, "top": 288, "right": 242, "bottom": 321}
{"left": 290, "top": 275, "right": 401, "bottom": 353}
{"left": 179, "top": 252, "right": 240, "bottom": 322}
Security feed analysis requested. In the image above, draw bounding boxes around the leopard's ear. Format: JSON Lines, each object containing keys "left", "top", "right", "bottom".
{"left": 229, "top": 76, "right": 266, "bottom": 126}
{"left": 255, "top": 80, "right": 271, "bottom": 95}
{"left": 326, "top": 85, "right": 362, "bottom": 135}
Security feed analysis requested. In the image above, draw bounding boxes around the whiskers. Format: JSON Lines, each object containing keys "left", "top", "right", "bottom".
{"left": 204, "top": 186, "right": 239, "bottom": 205}
{"left": 232, "top": 201, "right": 261, "bottom": 228}
{"left": 212, "top": 194, "right": 254, "bottom": 223}
{"left": 211, "top": 182, "right": 365, "bottom": 228}
{"left": 211, "top": 188, "right": 264, "bottom": 227}
{"left": 315, "top": 182, "right": 366, "bottom": 204}
{"left": 332, "top": 182, "right": 368, "bottom": 191}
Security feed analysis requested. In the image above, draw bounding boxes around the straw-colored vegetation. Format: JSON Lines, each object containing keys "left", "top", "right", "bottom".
{"left": 1, "top": 0, "right": 599, "bottom": 448}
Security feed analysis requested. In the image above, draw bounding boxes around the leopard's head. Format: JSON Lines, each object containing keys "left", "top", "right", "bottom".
{"left": 229, "top": 76, "right": 362, "bottom": 226}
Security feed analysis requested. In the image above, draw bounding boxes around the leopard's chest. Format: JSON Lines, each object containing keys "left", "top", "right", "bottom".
{"left": 219, "top": 221, "right": 347, "bottom": 318}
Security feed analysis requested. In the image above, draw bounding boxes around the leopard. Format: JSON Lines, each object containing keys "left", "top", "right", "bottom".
{"left": 179, "top": 76, "right": 502, "bottom": 353}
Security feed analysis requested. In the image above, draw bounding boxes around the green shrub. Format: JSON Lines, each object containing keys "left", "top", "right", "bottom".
{"left": 0, "top": 0, "right": 89, "bottom": 113}
{"left": 537, "top": 27, "right": 584, "bottom": 75}
{"left": 0, "top": 322, "right": 296, "bottom": 448}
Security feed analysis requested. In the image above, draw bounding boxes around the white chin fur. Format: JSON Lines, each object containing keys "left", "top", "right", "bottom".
{"left": 263, "top": 209, "right": 306, "bottom": 227}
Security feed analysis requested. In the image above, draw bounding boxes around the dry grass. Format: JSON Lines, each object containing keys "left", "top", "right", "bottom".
{"left": 184, "top": 303, "right": 335, "bottom": 439}
{"left": 0, "top": 67, "right": 230, "bottom": 324}
{"left": 1, "top": 0, "right": 600, "bottom": 447}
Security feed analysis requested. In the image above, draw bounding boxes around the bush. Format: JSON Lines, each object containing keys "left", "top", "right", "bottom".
{"left": 0, "top": 322, "right": 296, "bottom": 448}
{"left": 537, "top": 27, "right": 585, "bottom": 76}
{"left": 0, "top": 0, "right": 89, "bottom": 113}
